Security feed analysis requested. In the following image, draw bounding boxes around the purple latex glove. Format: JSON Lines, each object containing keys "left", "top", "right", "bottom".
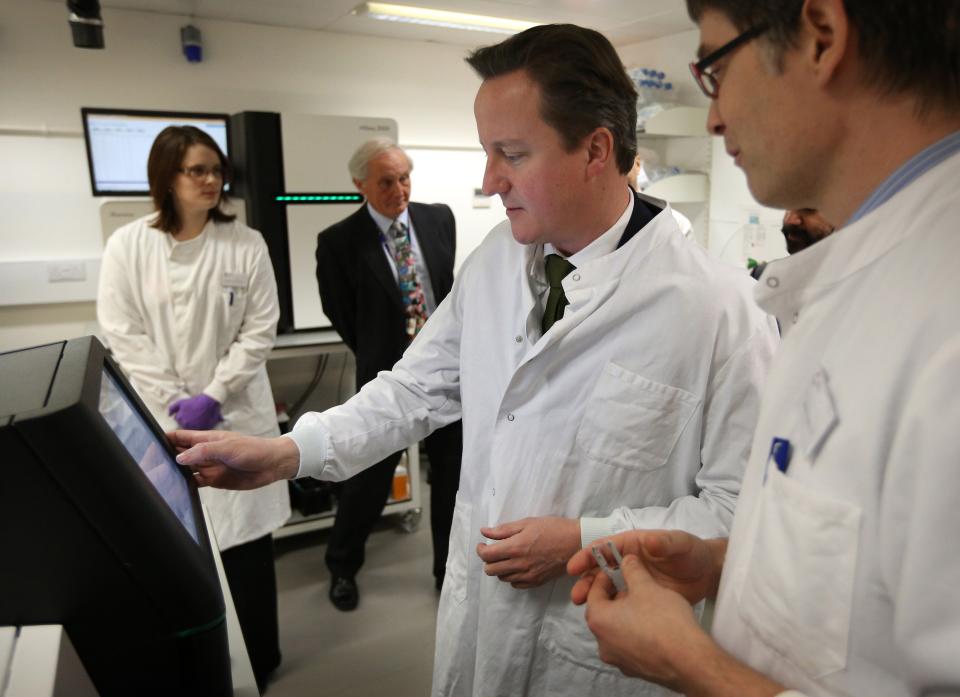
{"left": 168, "top": 394, "right": 222, "bottom": 430}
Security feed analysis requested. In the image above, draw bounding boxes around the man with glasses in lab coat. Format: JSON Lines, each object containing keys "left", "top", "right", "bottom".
{"left": 569, "top": 2, "right": 960, "bottom": 696}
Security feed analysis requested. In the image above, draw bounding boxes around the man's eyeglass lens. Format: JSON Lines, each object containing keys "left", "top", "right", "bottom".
{"left": 689, "top": 23, "right": 769, "bottom": 98}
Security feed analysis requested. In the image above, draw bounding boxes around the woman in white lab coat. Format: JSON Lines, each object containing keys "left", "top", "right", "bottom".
{"left": 96, "top": 125, "right": 290, "bottom": 691}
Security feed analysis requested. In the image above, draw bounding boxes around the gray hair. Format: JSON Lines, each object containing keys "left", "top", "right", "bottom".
{"left": 348, "top": 138, "right": 413, "bottom": 182}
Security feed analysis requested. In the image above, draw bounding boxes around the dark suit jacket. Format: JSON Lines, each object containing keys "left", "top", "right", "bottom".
{"left": 315, "top": 202, "right": 456, "bottom": 390}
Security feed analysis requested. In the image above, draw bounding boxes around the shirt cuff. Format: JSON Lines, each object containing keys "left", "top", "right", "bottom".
{"left": 287, "top": 412, "right": 330, "bottom": 478}
{"left": 580, "top": 515, "right": 619, "bottom": 549}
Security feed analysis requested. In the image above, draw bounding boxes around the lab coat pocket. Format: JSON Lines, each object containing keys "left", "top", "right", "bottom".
{"left": 575, "top": 362, "right": 698, "bottom": 471}
{"left": 739, "top": 467, "right": 861, "bottom": 678}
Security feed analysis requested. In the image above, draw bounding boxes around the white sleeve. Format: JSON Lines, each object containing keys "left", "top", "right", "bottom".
{"left": 581, "top": 317, "right": 779, "bottom": 547}
{"left": 203, "top": 238, "right": 279, "bottom": 404}
{"left": 881, "top": 336, "right": 960, "bottom": 695}
{"left": 288, "top": 270, "right": 465, "bottom": 481}
{"left": 97, "top": 232, "right": 188, "bottom": 409}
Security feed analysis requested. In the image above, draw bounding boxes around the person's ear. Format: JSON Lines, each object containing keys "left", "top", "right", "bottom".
{"left": 584, "top": 127, "right": 615, "bottom": 179}
{"left": 799, "top": 0, "right": 850, "bottom": 87}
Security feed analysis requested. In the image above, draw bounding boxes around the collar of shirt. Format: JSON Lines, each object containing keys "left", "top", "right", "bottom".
{"left": 847, "top": 129, "right": 960, "bottom": 226}
{"left": 537, "top": 188, "right": 634, "bottom": 283}
{"left": 367, "top": 203, "right": 411, "bottom": 240}
{"left": 756, "top": 147, "right": 960, "bottom": 325}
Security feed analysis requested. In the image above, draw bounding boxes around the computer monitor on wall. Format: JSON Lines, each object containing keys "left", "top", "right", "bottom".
{"left": 81, "top": 107, "right": 231, "bottom": 197}
{"left": 0, "top": 336, "right": 232, "bottom": 695}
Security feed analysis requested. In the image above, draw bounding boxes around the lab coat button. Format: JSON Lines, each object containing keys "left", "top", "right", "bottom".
{"left": 515, "top": 335, "right": 523, "bottom": 343}
{"left": 572, "top": 273, "right": 581, "bottom": 282}
{"left": 506, "top": 413, "right": 515, "bottom": 422}
{"left": 766, "top": 276, "right": 780, "bottom": 288}
{"left": 492, "top": 488, "right": 496, "bottom": 496}
{"left": 792, "top": 312, "right": 799, "bottom": 324}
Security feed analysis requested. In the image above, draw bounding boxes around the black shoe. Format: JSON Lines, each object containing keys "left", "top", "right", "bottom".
{"left": 329, "top": 575, "right": 359, "bottom": 611}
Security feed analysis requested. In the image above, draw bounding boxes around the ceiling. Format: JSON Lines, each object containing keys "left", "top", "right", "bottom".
{"left": 91, "top": 0, "right": 696, "bottom": 47}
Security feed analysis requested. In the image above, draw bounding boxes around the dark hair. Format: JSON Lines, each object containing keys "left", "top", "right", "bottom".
{"left": 466, "top": 24, "right": 638, "bottom": 174}
{"left": 686, "top": 0, "right": 960, "bottom": 112}
{"left": 147, "top": 125, "right": 235, "bottom": 233}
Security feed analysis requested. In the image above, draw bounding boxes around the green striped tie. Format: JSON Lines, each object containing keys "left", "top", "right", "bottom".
{"left": 541, "top": 254, "right": 576, "bottom": 334}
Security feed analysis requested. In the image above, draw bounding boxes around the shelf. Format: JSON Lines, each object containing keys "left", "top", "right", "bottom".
{"left": 643, "top": 173, "right": 709, "bottom": 203}
{"left": 276, "top": 444, "right": 422, "bottom": 539}
{"left": 638, "top": 106, "right": 709, "bottom": 137}
{"left": 274, "top": 496, "right": 418, "bottom": 539}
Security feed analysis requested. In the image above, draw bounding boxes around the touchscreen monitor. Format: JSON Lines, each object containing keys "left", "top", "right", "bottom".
{"left": 98, "top": 368, "right": 199, "bottom": 544}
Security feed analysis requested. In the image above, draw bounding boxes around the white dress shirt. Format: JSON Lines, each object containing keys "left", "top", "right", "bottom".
{"left": 367, "top": 203, "right": 439, "bottom": 315}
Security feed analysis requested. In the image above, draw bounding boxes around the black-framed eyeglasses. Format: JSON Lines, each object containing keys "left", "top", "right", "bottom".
{"left": 179, "top": 164, "right": 225, "bottom": 181}
{"left": 689, "top": 23, "right": 769, "bottom": 99}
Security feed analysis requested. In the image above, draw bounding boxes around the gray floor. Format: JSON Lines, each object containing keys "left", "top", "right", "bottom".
{"left": 266, "top": 472, "right": 439, "bottom": 697}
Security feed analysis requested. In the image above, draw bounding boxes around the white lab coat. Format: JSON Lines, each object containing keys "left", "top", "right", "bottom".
{"left": 712, "top": 149, "right": 960, "bottom": 695}
{"left": 98, "top": 215, "right": 290, "bottom": 550}
{"left": 292, "top": 204, "right": 778, "bottom": 696}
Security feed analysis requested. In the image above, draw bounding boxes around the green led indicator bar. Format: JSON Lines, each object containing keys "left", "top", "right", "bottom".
{"left": 274, "top": 193, "right": 363, "bottom": 204}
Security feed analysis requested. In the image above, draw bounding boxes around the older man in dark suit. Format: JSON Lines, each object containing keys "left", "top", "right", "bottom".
{"left": 315, "top": 138, "right": 463, "bottom": 611}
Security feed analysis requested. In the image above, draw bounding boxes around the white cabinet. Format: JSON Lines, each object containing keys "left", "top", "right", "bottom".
{"left": 636, "top": 106, "right": 712, "bottom": 246}
{"left": 644, "top": 172, "right": 709, "bottom": 203}
{"left": 640, "top": 106, "right": 710, "bottom": 137}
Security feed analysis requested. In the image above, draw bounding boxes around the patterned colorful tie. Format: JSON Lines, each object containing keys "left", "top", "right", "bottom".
{"left": 386, "top": 220, "right": 428, "bottom": 338}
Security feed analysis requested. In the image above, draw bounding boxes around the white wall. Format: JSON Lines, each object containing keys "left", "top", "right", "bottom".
{"left": 0, "top": 0, "right": 485, "bottom": 350}
{"left": 707, "top": 138, "right": 787, "bottom": 266}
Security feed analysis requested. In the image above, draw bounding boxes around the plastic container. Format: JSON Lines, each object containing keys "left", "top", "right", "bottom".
{"left": 630, "top": 67, "right": 678, "bottom": 130}
{"left": 740, "top": 214, "right": 767, "bottom": 265}
{"left": 391, "top": 458, "right": 410, "bottom": 501}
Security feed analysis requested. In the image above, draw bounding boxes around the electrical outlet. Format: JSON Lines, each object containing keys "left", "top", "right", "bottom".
{"left": 47, "top": 261, "right": 87, "bottom": 283}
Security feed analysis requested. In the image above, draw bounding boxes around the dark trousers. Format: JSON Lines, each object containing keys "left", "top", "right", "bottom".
{"left": 325, "top": 420, "right": 463, "bottom": 583}
{"left": 220, "top": 533, "right": 281, "bottom": 690}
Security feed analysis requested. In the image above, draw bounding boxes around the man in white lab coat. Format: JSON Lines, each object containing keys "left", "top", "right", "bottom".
{"left": 569, "top": 1, "right": 960, "bottom": 696}
{"left": 173, "top": 24, "right": 779, "bottom": 697}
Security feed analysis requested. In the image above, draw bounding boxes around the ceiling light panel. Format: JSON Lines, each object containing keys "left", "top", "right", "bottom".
{"left": 354, "top": 2, "right": 540, "bottom": 34}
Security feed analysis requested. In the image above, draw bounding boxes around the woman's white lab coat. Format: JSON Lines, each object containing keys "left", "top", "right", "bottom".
{"left": 292, "top": 205, "right": 779, "bottom": 696}
{"left": 98, "top": 214, "right": 289, "bottom": 550}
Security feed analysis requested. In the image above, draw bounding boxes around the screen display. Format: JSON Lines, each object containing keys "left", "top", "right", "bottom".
{"left": 98, "top": 369, "right": 200, "bottom": 544}
{"left": 82, "top": 109, "right": 229, "bottom": 195}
